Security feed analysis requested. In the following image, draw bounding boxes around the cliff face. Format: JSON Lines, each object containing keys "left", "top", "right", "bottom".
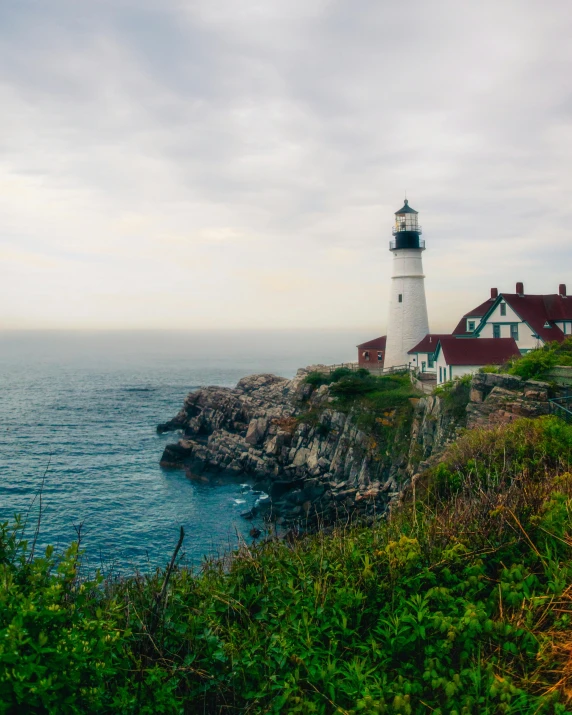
{"left": 158, "top": 370, "right": 553, "bottom": 526}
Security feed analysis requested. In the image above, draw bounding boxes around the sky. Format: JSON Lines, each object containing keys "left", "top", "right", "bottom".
{"left": 1, "top": 0, "right": 571, "bottom": 334}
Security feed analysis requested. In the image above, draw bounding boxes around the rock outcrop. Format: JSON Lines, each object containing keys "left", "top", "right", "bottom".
{"left": 158, "top": 369, "right": 556, "bottom": 527}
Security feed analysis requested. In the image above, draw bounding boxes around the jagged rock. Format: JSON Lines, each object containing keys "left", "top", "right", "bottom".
{"left": 245, "top": 417, "right": 268, "bottom": 446}
{"left": 158, "top": 367, "right": 558, "bottom": 528}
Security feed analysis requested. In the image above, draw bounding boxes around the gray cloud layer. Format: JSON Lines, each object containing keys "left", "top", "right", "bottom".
{"left": 1, "top": 0, "right": 571, "bottom": 331}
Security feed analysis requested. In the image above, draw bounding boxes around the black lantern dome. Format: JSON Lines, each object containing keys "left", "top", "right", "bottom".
{"left": 390, "top": 199, "right": 425, "bottom": 250}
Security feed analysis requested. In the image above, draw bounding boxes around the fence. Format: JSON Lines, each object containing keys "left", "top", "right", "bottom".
{"left": 549, "top": 394, "right": 572, "bottom": 423}
{"left": 322, "top": 363, "right": 409, "bottom": 376}
{"left": 544, "top": 366, "right": 572, "bottom": 386}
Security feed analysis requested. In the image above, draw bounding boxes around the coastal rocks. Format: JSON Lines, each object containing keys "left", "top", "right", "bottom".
{"left": 158, "top": 367, "right": 400, "bottom": 525}
{"left": 245, "top": 417, "right": 269, "bottom": 446}
{"left": 466, "top": 373, "right": 551, "bottom": 428}
{"left": 158, "top": 368, "right": 556, "bottom": 528}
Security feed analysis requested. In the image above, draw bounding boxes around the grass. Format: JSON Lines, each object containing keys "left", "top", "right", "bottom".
{"left": 507, "top": 338, "right": 572, "bottom": 381}
{"left": 2, "top": 416, "right": 572, "bottom": 713}
{"left": 300, "top": 371, "right": 423, "bottom": 473}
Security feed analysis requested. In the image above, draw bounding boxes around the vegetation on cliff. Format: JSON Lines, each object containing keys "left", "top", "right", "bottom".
{"left": 507, "top": 338, "right": 572, "bottom": 380}
{"left": 301, "top": 369, "right": 423, "bottom": 473}
{"left": 2, "top": 413, "right": 572, "bottom": 714}
{"left": 476, "top": 338, "right": 572, "bottom": 381}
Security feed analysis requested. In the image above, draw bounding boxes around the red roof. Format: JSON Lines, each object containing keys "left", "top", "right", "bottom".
{"left": 437, "top": 337, "right": 520, "bottom": 366}
{"left": 453, "top": 298, "right": 496, "bottom": 336}
{"left": 408, "top": 334, "right": 449, "bottom": 354}
{"left": 502, "top": 294, "right": 569, "bottom": 343}
{"left": 356, "top": 335, "right": 386, "bottom": 350}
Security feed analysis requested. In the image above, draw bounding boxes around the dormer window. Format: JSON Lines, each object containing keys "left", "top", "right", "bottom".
{"left": 500, "top": 303, "right": 506, "bottom": 316}
{"left": 467, "top": 320, "right": 475, "bottom": 332}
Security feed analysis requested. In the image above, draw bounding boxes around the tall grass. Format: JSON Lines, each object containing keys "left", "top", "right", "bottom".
{"left": 1, "top": 417, "right": 572, "bottom": 713}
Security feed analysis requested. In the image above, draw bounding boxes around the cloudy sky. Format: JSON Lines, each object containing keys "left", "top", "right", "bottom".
{"left": 1, "top": 0, "right": 571, "bottom": 332}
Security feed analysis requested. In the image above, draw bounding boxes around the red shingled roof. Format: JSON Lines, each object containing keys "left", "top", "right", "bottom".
{"left": 501, "top": 294, "right": 569, "bottom": 343}
{"left": 408, "top": 334, "right": 449, "bottom": 354}
{"left": 437, "top": 337, "right": 520, "bottom": 366}
{"left": 356, "top": 336, "right": 386, "bottom": 350}
{"left": 453, "top": 298, "right": 496, "bottom": 336}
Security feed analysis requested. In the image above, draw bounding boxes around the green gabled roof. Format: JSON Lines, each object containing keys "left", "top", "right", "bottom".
{"left": 395, "top": 199, "right": 418, "bottom": 215}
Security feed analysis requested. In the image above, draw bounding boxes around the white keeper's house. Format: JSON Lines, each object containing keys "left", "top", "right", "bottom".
{"left": 357, "top": 199, "right": 572, "bottom": 385}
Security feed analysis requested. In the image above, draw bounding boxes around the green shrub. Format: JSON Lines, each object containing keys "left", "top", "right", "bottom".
{"left": 508, "top": 338, "right": 572, "bottom": 380}
{"left": 479, "top": 364, "right": 501, "bottom": 374}
{"left": 304, "top": 367, "right": 369, "bottom": 390}
{"left": 330, "top": 366, "right": 355, "bottom": 382}
{"left": 3, "top": 416, "right": 572, "bottom": 713}
{"left": 433, "top": 374, "right": 471, "bottom": 423}
{"left": 304, "top": 371, "right": 332, "bottom": 388}
{"left": 0, "top": 519, "right": 124, "bottom": 713}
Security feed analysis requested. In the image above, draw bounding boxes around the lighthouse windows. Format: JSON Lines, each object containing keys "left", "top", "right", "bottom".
{"left": 398, "top": 294, "right": 403, "bottom": 303}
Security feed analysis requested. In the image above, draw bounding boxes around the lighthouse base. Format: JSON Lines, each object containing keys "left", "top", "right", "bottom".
{"left": 383, "top": 249, "right": 429, "bottom": 369}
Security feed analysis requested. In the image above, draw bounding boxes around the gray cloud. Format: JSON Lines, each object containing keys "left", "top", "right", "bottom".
{"left": 0, "top": 0, "right": 571, "bottom": 330}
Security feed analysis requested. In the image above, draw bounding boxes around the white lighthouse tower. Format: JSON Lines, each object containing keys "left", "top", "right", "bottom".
{"left": 383, "top": 199, "right": 429, "bottom": 369}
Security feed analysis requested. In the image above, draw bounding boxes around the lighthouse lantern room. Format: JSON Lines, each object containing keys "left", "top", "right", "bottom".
{"left": 383, "top": 198, "right": 430, "bottom": 369}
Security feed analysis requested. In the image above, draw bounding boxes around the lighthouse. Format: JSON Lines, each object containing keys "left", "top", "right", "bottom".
{"left": 383, "top": 199, "right": 429, "bottom": 369}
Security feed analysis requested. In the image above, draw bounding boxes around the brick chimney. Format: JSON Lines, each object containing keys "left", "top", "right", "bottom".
{"left": 559, "top": 283, "right": 567, "bottom": 297}
{"left": 490, "top": 287, "right": 498, "bottom": 300}
{"left": 516, "top": 282, "right": 524, "bottom": 296}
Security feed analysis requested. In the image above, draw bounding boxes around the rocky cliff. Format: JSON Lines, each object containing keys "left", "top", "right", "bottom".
{"left": 158, "top": 369, "right": 553, "bottom": 527}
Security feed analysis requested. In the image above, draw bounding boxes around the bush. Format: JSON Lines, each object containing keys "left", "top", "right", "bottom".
{"left": 508, "top": 338, "right": 572, "bottom": 380}
{"left": 304, "top": 367, "right": 367, "bottom": 389}
{"left": 330, "top": 374, "right": 379, "bottom": 397}
{"left": 4, "top": 417, "right": 572, "bottom": 713}
{"left": 304, "top": 371, "right": 332, "bottom": 388}
{"left": 0, "top": 519, "right": 124, "bottom": 713}
{"left": 330, "top": 367, "right": 355, "bottom": 382}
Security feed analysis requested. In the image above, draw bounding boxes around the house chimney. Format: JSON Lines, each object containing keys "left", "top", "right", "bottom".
{"left": 490, "top": 287, "right": 498, "bottom": 300}
{"left": 559, "top": 283, "right": 567, "bottom": 297}
{"left": 516, "top": 282, "right": 524, "bottom": 296}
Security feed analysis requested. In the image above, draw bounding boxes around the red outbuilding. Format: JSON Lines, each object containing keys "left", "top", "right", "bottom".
{"left": 356, "top": 336, "right": 386, "bottom": 369}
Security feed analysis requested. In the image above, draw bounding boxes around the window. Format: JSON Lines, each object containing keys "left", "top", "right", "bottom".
{"left": 421, "top": 361, "right": 426, "bottom": 372}
{"left": 510, "top": 324, "right": 519, "bottom": 341}
{"left": 398, "top": 294, "right": 403, "bottom": 303}
{"left": 439, "top": 367, "right": 442, "bottom": 382}
{"left": 363, "top": 351, "right": 370, "bottom": 361}
{"left": 428, "top": 355, "right": 435, "bottom": 368}
{"left": 500, "top": 303, "right": 506, "bottom": 316}
{"left": 493, "top": 324, "right": 501, "bottom": 339}
{"left": 377, "top": 351, "right": 383, "bottom": 362}
{"left": 467, "top": 320, "right": 475, "bottom": 332}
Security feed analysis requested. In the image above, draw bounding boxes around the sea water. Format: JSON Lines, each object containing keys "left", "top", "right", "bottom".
{"left": 0, "top": 330, "right": 358, "bottom": 571}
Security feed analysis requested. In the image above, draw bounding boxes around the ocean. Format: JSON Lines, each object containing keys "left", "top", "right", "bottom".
{"left": 0, "top": 330, "right": 360, "bottom": 572}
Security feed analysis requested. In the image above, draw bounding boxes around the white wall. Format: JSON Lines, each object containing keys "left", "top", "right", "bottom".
{"left": 435, "top": 349, "right": 450, "bottom": 384}
{"left": 556, "top": 321, "right": 572, "bottom": 335}
{"left": 435, "top": 350, "right": 482, "bottom": 384}
{"left": 418, "top": 352, "right": 436, "bottom": 373}
{"left": 478, "top": 299, "right": 539, "bottom": 350}
{"left": 452, "top": 365, "right": 480, "bottom": 380}
{"left": 384, "top": 249, "right": 429, "bottom": 369}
